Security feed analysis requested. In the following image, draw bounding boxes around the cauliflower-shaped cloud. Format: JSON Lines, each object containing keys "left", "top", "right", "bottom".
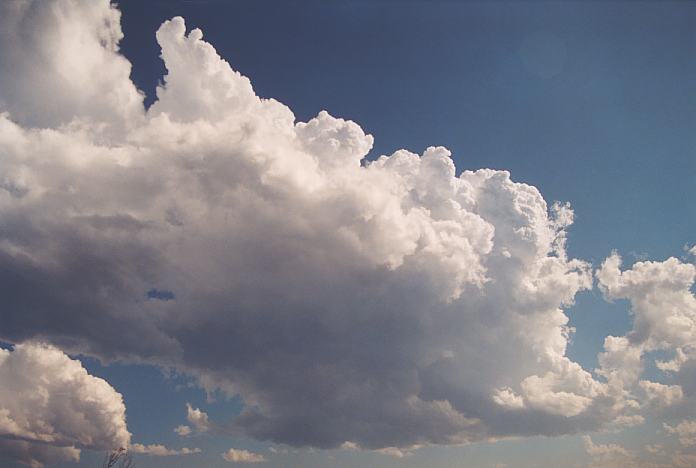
{"left": 0, "top": 342, "right": 130, "bottom": 467}
{"left": 1, "top": 0, "right": 691, "bottom": 456}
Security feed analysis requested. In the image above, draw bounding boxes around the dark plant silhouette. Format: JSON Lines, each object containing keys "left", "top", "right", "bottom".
{"left": 102, "top": 448, "right": 135, "bottom": 468}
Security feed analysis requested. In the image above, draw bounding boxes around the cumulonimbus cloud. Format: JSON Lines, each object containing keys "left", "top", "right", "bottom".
{"left": 0, "top": 0, "right": 694, "bottom": 457}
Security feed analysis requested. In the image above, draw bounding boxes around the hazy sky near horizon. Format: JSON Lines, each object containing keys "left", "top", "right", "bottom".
{"left": 0, "top": 1, "right": 695, "bottom": 467}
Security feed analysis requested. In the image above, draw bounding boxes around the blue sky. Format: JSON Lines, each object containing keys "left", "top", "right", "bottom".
{"left": 1, "top": 1, "right": 696, "bottom": 467}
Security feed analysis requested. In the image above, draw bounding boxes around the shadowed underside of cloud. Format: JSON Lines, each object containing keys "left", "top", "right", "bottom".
{"left": 1, "top": 0, "right": 695, "bottom": 462}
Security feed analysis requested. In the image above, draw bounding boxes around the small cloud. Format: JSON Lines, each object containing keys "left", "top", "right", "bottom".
{"left": 222, "top": 448, "right": 266, "bottom": 463}
{"left": 268, "top": 446, "right": 289, "bottom": 454}
{"left": 645, "top": 444, "right": 663, "bottom": 454}
{"left": 583, "top": 436, "right": 634, "bottom": 466}
{"left": 174, "top": 425, "right": 192, "bottom": 437}
{"left": 130, "top": 443, "right": 201, "bottom": 456}
{"left": 341, "top": 440, "right": 416, "bottom": 458}
{"left": 186, "top": 403, "right": 212, "bottom": 432}
{"left": 374, "top": 446, "right": 412, "bottom": 458}
{"left": 628, "top": 251, "right": 650, "bottom": 262}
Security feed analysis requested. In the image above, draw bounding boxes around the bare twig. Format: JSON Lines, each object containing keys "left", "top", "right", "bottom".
{"left": 102, "top": 447, "right": 135, "bottom": 468}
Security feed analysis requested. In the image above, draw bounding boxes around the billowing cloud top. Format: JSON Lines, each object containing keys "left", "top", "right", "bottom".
{"left": 1, "top": 0, "right": 695, "bottom": 459}
{"left": 0, "top": 342, "right": 130, "bottom": 467}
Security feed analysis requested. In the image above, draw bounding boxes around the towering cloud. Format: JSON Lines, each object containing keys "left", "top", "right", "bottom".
{"left": 0, "top": 0, "right": 143, "bottom": 131}
{"left": 0, "top": 0, "right": 692, "bottom": 456}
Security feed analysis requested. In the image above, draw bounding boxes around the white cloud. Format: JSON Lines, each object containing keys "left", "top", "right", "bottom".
{"left": 174, "top": 425, "right": 192, "bottom": 437}
{"left": 518, "top": 360, "right": 601, "bottom": 417}
{"left": 0, "top": 0, "right": 143, "bottom": 131}
{"left": 373, "top": 446, "right": 413, "bottom": 458}
{"left": 222, "top": 448, "right": 267, "bottom": 463}
{"left": 596, "top": 254, "right": 696, "bottom": 352}
{"left": 186, "top": 404, "right": 213, "bottom": 433}
{"left": 596, "top": 254, "right": 696, "bottom": 421}
{"left": 0, "top": 0, "right": 693, "bottom": 454}
{"left": 130, "top": 443, "right": 201, "bottom": 456}
{"left": 583, "top": 436, "right": 634, "bottom": 468}
{"left": 655, "top": 347, "right": 688, "bottom": 373}
{"left": 664, "top": 421, "right": 696, "bottom": 447}
{"left": 0, "top": 342, "right": 129, "bottom": 467}
{"left": 597, "top": 336, "right": 643, "bottom": 389}
{"left": 340, "top": 441, "right": 416, "bottom": 458}
{"left": 638, "top": 380, "right": 683, "bottom": 409}
{"left": 492, "top": 387, "right": 525, "bottom": 410}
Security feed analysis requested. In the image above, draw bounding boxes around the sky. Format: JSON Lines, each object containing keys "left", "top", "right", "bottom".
{"left": 0, "top": 1, "right": 695, "bottom": 467}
